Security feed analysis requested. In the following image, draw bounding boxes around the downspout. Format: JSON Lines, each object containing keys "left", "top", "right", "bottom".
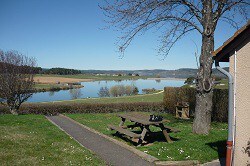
{"left": 215, "top": 61, "right": 234, "bottom": 166}
{"left": 232, "top": 50, "right": 237, "bottom": 166}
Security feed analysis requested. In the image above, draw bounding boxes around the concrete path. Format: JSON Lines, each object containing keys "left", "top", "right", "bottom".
{"left": 47, "top": 115, "right": 154, "bottom": 166}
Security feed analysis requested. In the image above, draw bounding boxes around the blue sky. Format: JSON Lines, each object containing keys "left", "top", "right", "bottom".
{"left": 0, "top": 0, "right": 247, "bottom": 70}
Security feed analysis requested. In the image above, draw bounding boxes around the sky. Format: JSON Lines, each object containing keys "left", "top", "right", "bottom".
{"left": 0, "top": 0, "right": 247, "bottom": 70}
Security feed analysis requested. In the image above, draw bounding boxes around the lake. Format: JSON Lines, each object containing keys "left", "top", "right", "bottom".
{"left": 27, "top": 79, "right": 184, "bottom": 102}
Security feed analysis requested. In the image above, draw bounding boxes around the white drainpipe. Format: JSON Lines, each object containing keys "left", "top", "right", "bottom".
{"left": 232, "top": 50, "right": 237, "bottom": 165}
{"left": 215, "top": 61, "right": 234, "bottom": 166}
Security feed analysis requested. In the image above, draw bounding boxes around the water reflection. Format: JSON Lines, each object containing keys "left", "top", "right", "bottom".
{"left": 49, "top": 91, "right": 55, "bottom": 97}
{"left": 98, "top": 87, "right": 110, "bottom": 97}
{"left": 69, "top": 89, "right": 82, "bottom": 99}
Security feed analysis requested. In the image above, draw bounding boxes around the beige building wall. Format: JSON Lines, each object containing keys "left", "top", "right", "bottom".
{"left": 229, "top": 38, "right": 250, "bottom": 166}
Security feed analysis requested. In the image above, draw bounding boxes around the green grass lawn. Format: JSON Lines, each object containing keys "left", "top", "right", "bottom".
{"left": 35, "top": 74, "right": 150, "bottom": 81}
{"left": 40, "top": 91, "right": 164, "bottom": 104}
{"left": 0, "top": 115, "right": 105, "bottom": 166}
{"left": 67, "top": 112, "right": 227, "bottom": 163}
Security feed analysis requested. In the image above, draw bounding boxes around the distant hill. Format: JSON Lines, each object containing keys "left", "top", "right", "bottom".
{"left": 80, "top": 67, "right": 229, "bottom": 79}
{"left": 39, "top": 67, "right": 228, "bottom": 79}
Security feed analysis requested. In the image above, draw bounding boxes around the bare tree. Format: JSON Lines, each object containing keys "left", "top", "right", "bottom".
{"left": 69, "top": 88, "right": 82, "bottom": 99}
{"left": 101, "top": 0, "right": 249, "bottom": 134}
{"left": 0, "top": 50, "right": 36, "bottom": 115}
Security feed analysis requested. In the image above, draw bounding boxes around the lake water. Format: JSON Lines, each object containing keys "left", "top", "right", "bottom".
{"left": 27, "top": 79, "right": 184, "bottom": 102}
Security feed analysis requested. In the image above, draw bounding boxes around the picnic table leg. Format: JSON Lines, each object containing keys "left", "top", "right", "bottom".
{"left": 138, "top": 125, "right": 148, "bottom": 145}
{"left": 119, "top": 118, "right": 126, "bottom": 127}
{"left": 159, "top": 123, "right": 173, "bottom": 143}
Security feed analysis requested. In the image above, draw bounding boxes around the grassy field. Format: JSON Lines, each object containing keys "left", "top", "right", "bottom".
{"left": 34, "top": 83, "right": 59, "bottom": 89}
{"left": 182, "top": 78, "right": 228, "bottom": 89}
{"left": 40, "top": 91, "right": 164, "bottom": 104}
{"left": 35, "top": 74, "right": 150, "bottom": 81}
{"left": 34, "top": 83, "right": 83, "bottom": 91}
{"left": 67, "top": 112, "right": 227, "bottom": 163}
{"left": 0, "top": 115, "right": 105, "bottom": 166}
{"left": 215, "top": 79, "right": 229, "bottom": 89}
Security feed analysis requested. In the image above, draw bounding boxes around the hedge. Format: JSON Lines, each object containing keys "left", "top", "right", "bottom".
{"left": 163, "top": 87, "right": 228, "bottom": 122}
{"left": 0, "top": 102, "right": 164, "bottom": 115}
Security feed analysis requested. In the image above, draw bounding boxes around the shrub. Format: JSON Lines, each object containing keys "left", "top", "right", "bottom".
{"left": 184, "top": 77, "right": 195, "bottom": 85}
{"left": 142, "top": 88, "right": 157, "bottom": 94}
{"left": 109, "top": 85, "right": 120, "bottom": 97}
{"left": 164, "top": 87, "right": 196, "bottom": 115}
{"left": 0, "top": 102, "right": 164, "bottom": 115}
{"left": 124, "top": 85, "right": 133, "bottom": 96}
{"left": 69, "top": 89, "right": 82, "bottom": 99}
{"left": 132, "top": 87, "right": 139, "bottom": 95}
{"left": 212, "top": 89, "right": 228, "bottom": 122}
{"left": 163, "top": 87, "right": 228, "bottom": 122}
{"left": 98, "top": 87, "right": 110, "bottom": 97}
{"left": 109, "top": 85, "right": 138, "bottom": 97}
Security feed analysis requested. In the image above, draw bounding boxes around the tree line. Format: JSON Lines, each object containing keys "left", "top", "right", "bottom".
{"left": 33, "top": 67, "right": 82, "bottom": 75}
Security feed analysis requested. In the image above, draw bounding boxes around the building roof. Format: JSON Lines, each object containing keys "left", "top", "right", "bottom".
{"left": 213, "top": 20, "right": 250, "bottom": 62}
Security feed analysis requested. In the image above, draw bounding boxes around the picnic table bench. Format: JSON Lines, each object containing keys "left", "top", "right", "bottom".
{"left": 108, "top": 112, "right": 180, "bottom": 145}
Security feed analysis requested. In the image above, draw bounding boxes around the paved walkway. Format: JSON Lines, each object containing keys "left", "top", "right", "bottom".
{"left": 47, "top": 115, "right": 154, "bottom": 166}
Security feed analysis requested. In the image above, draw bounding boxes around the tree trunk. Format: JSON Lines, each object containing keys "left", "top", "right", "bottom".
{"left": 193, "top": 30, "right": 214, "bottom": 134}
{"left": 193, "top": 0, "right": 214, "bottom": 134}
{"left": 193, "top": 33, "right": 214, "bottom": 134}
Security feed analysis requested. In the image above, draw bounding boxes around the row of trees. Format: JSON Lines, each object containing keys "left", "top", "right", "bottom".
{"left": 24, "top": 66, "right": 82, "bottom": 75}
{"left": 42, "top": 68, "right": 82, "bottom": 75}
{"left": 98, "top": 85, "right": 139, "bottom": 97}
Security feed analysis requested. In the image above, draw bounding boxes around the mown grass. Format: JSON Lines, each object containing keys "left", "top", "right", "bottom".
{"left": 67, "top": 112, "right": 227, "bottom": 163}
{"left": 35, "top": 74, "right": 150, "bottom": 81}
{"left": 42, "top": 91, "right": 164, "bottom": 104}
{"left": 0, "top": 115, "right": 105, "bottom": 166}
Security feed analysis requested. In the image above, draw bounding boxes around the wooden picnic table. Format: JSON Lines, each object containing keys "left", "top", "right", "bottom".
{"left": 108, "top": 112, "right": 179, "bottom": 145}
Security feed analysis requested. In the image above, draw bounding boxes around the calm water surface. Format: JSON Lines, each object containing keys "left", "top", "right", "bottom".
{"left": 28, "top": 79, "right": 184, "bottom": 102}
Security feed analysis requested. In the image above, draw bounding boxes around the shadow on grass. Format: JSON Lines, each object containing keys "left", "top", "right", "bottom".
{"left": 112, "top": 130, "right": 180, "bottom": 146}
{"left": 206, "top": 140, "right": 226, "bottom": 165}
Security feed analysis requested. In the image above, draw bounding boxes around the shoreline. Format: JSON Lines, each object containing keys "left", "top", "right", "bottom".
{"left": 147, "top": 77, "right": 186, "bottom": 81}
{"left": 33, "top": 85, "right": 84, "bottom": 93}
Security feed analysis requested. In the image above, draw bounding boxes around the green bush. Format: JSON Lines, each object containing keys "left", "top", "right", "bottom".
{"left": 212, "top": 89, "right": 228, "bottom": 122}
{"left": 0, "top": 102, "right": 164, "bottom": 115}
{"left": 163, "top": 87, "right": 228, "bottom": 122}
{"left": 163, "top": 87, "right": 196, "bottom": 114}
